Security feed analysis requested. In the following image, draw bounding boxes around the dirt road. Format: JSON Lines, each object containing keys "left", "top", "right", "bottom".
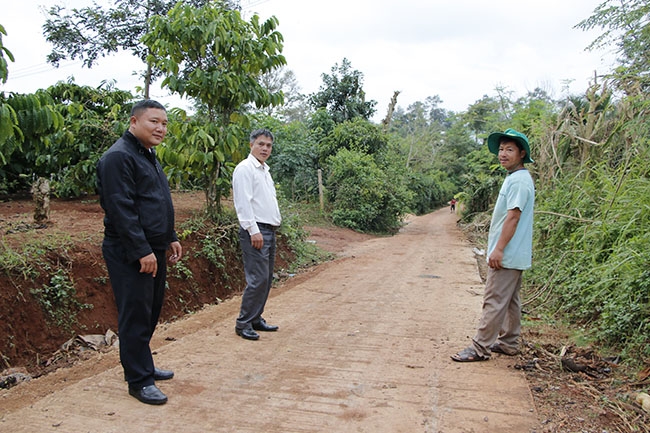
{"left": 0, "top": 209, "right": 538, "bottom": 432}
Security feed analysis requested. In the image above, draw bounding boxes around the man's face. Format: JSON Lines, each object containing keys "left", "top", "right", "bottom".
{"left": 498, "top": 140, "right": 526, "bottom": 172}
{"left": 250, "top": 134, "right": 273, "bottom": 163}
{"left": 129, "top": 108, "right": 168, "bottom": 148}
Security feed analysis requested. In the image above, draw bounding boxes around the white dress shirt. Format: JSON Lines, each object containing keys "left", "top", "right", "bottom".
{"left": 232, "top": 153, "right": 282, "bottom": 235}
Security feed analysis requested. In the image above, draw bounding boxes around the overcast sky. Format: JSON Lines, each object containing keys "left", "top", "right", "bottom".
{"left": 2, "top": 0, "right": 614, "bottom": 121}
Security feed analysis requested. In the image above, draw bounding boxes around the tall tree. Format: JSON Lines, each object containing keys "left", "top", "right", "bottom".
{"left": 462, "top": 95, "right": 505, "bottom": 143}
{"left": 256, "top": 67, "right": 309, "bottom": 122}
{"left": 143, "top": 1, "right": 285, "bottom": 215}
{"left": 391, "top": 100, "right": 443, "bottom": 169}
{"left": 42, "top": 0, "right": 231, "bottom": 97}
{"left": 576, "top": 0, "right": 650, "bottom": 90}
{"left": 309, "top": 58, "right": 377, "bottom": 123}
{"left": 318, "top": 117, "right": 388, "bottom": 164}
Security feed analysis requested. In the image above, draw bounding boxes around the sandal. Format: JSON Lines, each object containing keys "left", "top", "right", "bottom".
{"left": 489, "top": 343, "right": 518, "bottom": 356}
{"left": 451, "top": 347, "right": 488, "bottom": 362}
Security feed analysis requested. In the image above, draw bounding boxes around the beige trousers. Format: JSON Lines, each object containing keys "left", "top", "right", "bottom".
{"left": 472, "top": 267, "right": 523, "bottom": 358}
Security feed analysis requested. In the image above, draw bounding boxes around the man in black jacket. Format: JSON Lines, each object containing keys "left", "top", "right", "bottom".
{"left": 97, "top": 100, "right": 182, "bottom": 405}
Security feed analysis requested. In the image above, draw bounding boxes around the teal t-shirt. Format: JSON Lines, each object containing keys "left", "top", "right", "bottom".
{"left": 487, "top": 169, "right": 535, "bottom": 270}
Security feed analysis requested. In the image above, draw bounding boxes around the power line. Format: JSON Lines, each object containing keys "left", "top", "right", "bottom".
{"left": 8, "top": 60, "right": 84, "bottom": 80}
{"left": 241, "top": 0, "right": 272, "bottom": 16}
{"left": 242, "top": 0, "right": 271, "bottom": 10}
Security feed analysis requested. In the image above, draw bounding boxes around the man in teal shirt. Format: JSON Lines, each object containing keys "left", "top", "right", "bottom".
{"left": 452, "top": 128, "right": 535, "bottom": 362}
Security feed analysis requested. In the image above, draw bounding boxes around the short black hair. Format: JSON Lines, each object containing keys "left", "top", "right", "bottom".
{"left": 499, "top": 136, "right": 524, "bottom": 152}
{"left": 131, "top": 99, "right": 166, "bottom": 117}
{"left": 250, "top": 128, "right": 274, "bottom": 143}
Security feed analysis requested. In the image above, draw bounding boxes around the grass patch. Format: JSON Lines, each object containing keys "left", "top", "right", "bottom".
{"left": 0, "top": 234, "right": 74, "bottom": 280}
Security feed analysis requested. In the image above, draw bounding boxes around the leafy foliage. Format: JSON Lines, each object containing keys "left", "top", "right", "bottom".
{"left": 577, "top": 0, "right": 650, "bottom": 89}
{"left": 46, "top": 81, "right": 133, "bottom": 196}
{"left": 327, "top": 148, "right": 411, "bottom": 233}
{"left": 255, "top": 67, "right": 310, "bottom": 122}
{"left": 318, "top": 117, "right": 388, "bottom": 163}
{"left": 0, "top": 91, "right": 64, "bottom": 193}
{"left": 524, "top": 83, "right": 650, "bottom": 362}
{"left": 265, "top": 120, "right": 320, "bottom": 202}
{"left": 528, "top": 171, "right": 650, "bottom": 359}
{"left": 0, "top": 81, "right": 132, "bottom": 197}
{"left": 31, "top": 269, "right": 92, "bottom": 334}
{"left": 156, "top": 109, "right": 247, "bottom": 214}
{"left": 41, "top": 0, "right": 222, "bottom": 96}
{"left": 144, "top": 1, "right": 286, "bottom": 216}
{"left": 275, "top": 193, "right": 331, "bottom": 271}
{"left": 309, "top": 58, "right": 377, "bottom": 123}
{"left": 0, "top": 23, "right": 14, "bottom": 84}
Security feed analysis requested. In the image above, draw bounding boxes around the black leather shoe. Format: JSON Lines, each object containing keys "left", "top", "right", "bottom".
{"left": 252, "top": 319, "right": 278, "bottom": 332}
{"left": 235, "top": 327, "right": 260, "bottom": 340}
{"left": 153, "top": 367, "right": 174, "bottom": 381}
{"left": 128, "top": 384, "right": 168, "bottom": 405}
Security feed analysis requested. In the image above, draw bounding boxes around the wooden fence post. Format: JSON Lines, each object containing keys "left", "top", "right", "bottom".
{"left": 318, "top": 169, "right": 324, "bottom": 211}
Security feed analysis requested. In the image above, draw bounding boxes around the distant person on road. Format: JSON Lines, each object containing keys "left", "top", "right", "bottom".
{"left": 97, "top": 99, "right": 182, "bottom": 405}
{"left": 232, "top": 129, "right": 282, "bottom": 341}
{"left": 450, "top": 198, "right": 457, "bottom": 213}
{"left": 451, "top": 128, "right": 535, "bottom": 362}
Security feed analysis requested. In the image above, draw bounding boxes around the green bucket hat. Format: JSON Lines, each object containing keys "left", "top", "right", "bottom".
{"left": 487, "top": 128, "right": 534, "bottom": 164}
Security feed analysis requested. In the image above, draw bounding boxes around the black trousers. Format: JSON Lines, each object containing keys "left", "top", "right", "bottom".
{"left": 102, "top": 238, "right": 167, "bottom": 388}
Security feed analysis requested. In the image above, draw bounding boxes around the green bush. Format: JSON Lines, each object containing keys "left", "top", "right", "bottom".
{"left": 525, "top": 157, "right": 650, "bottom": 363}
{"left": 326, "top": 148, "right": 411, "bottom": 233}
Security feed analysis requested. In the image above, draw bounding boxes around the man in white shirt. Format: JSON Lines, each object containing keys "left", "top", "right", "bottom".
{"left": 232, "top": 129, "right": 282, "bottom": 340}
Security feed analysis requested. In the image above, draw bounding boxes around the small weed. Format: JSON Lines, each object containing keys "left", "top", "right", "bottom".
{"left": 178, "top": 229, "right": 194, "bottom": 240}
{"left": 180, "top": 210, "right": 240, "bottom": 271}
{"left": 170, "top": 259, "right": 193, "bottom": 279}
{"left": 201, "top": 237, "right": 227, "bottom": 269}
{"left": 93, "top": 275, "right": 108, "bottom": 285}
{"left": 277, "top": 198, "right": 334, "bottom": 272}
{"left": 30, "top": 269, "right": 92, "bottom": 334}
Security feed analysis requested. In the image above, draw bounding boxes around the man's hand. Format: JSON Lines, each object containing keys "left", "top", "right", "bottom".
{"left": 488, "top": 208, "right": 521, "bottom": 270}
{"left": 488, "top": 248, "right": 504, "bottom": 269}
{"left": 169, "top": 241, "right": 183, "bottom": 264}
{"left": 251, "top": 232, "right": 264, "bottom": 250}
{"left": 139, "top": 253, "right": 158, "bottom": 277}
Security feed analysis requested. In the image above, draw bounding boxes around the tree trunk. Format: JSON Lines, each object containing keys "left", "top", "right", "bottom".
{"left": 381, "top": 91, "right": 400, "bottom": 132}
{"left": 31, "top": 177, "right": 50, "bottom": 224}
{"left": 204, "top": 163, "right": 222, "bottom": 219}
{"left": 144, "top": 61, "right": 152, "bottom": 99}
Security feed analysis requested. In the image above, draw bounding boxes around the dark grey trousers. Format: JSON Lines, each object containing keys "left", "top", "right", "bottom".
{"left": 236, "top": 226, "right": 276, "bottom": 330}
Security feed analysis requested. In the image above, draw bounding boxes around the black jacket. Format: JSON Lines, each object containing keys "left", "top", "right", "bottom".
{"left": 97, "top": 130, "right": 178, "bottom": 263}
